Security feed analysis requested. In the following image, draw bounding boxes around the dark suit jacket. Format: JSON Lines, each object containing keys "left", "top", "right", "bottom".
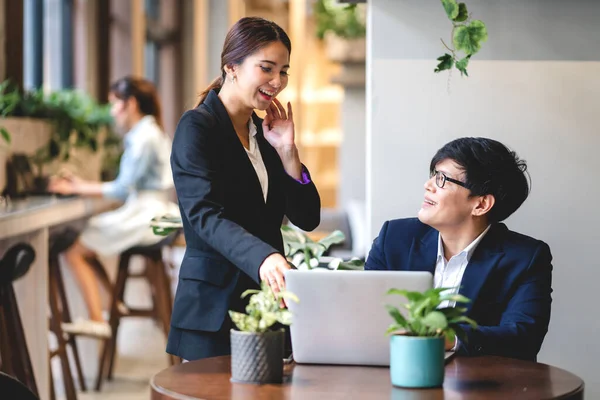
{"left": 366, "top": 218, "right": 553, "bottom": 361}
{"left": 169, "top": 89, "right": 320, "bottom": 336}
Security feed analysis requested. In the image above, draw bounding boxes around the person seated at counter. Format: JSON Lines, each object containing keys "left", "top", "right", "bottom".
{"left": 48, "top": 76, "right": 178, "bottom": 338}
{"left": 365, "top": 137, "right": 553, "bottom": 361}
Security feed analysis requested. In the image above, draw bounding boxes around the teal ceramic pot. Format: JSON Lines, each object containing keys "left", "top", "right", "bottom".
{"left": 389, "top": 335, "right": 445, "bottom": 388}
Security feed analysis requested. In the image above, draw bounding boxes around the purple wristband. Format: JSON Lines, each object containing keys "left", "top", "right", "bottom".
{"left": 288, "top": 166, "right": 311, "bottom": 185}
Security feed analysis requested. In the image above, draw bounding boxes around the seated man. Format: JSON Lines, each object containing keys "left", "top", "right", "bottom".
{"left": 366, "top": 137, "right": 552, "bottom": 361}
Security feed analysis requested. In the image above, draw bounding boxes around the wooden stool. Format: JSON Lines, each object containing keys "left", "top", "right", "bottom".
{"left": 0, "top": 243, "right": 38, "bottom": 397}
{"left": 47, "top": 228, "right": 88, "bottom": 400}
{"left": 94, "top": 233, "right": 178, "bottom": 391}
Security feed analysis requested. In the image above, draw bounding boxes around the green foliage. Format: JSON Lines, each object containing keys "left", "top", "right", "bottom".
{"left": 314, "top": 0, "right": 366, "bottom": 40}
{"left": 385, "top": 287, "right": 477, "bottom": 343}
{"left": 150, "top": 214, "right": 182, "bottom": 236}
{"left": 229, "top": 281, "right": 299, "bottom": 333}
{"left": 435, "top": 0, "right": 488, "bottom": 77}
{"left": 335, "top": 258, "right": 365, "bottom": 271}
{"left": 0, "top": 79, "right": 117, "bottom": 174}
{"left": 281, "top": 225, "right": 345, "bottom": 269}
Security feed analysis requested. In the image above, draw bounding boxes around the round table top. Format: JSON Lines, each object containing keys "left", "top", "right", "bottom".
{"left": 150, "top": 355, "right": 584, "bottom": 400}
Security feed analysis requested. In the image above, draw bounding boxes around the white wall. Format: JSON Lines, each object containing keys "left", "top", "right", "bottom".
{"left": 367, "top": 0, "right": 600, "bottom": 397}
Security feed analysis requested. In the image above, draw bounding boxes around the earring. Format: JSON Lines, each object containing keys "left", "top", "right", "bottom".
{"left": 230, "top": 75, "right": 236, "bottom": 84}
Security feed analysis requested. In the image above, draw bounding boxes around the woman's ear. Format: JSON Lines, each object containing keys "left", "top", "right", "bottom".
{"left": 125, "top": 96, "right": 140, "bottom": 114}
{"left": 223, "top": 64, "right": 237, "bottom": 78}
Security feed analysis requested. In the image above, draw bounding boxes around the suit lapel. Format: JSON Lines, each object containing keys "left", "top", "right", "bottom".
{"left": 253, "top": 114, "right": 278, "bottom": 208}
{"left": 204, "top": 91, "right": 266, "bottom": 207}
{"left": 459, "top": 223, "right": 506, "bottom": 313}
{"left": 407, "top": 228, "right": 437, "bottom": 275}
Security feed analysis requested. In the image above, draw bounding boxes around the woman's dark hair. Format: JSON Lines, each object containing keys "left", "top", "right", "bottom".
{"left": 196, "top": 16, "right": 292, "bottom": 106}
{"left": 110, "top": 76, "right": 164, "bottom": 130}
{"left": 429, "top": 137, "right": 530, "bottom": 223}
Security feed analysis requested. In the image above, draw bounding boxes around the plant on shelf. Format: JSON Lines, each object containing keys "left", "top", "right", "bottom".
{"left": 313, "top": 0, "right": 366, "bottom": 62}
{"left": 0, "top": 79, "right": 115, "bottom": 178}
{"left": 229, "top": 281, "right": 299, "bottom": 384}
{"left": 385, "top": 287, "right": 477, "bottom": 388}
{"left": 434, "top": 0, "right": 488, "bottom": 77}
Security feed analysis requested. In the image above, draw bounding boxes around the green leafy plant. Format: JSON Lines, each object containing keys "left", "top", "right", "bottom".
{"left": 281, "top": 225, "right": 345, "bottom": 269}
{"left": 229, "top": 281, "right": 299, "bottom": 333}
{"left": 0, "top": 79, "right": 116, "bottom": 175}
{"left": 314, "top": 0, "right": 366, "bottom": 40}
{"left": 385, "top": 287, "right": 477, "bottom": 343}
{"left": 150, "top": 214, "right": 182, "bottom": 236}
{"left": 435, "top": 0, "right": 488, "bottom": 77}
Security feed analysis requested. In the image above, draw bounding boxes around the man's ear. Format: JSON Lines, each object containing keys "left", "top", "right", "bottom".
{"left": 472, "top": 194, "right": 495, "bottom": 217}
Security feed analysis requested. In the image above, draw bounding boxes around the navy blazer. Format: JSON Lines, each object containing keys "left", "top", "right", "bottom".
{"left": 366, "top": 218, "right": 553, "bottom": 361}
{"left": 169, "top": 90, "right": 320, "bottom": 335}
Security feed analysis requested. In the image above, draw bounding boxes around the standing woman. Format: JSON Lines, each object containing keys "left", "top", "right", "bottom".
{"left": 49, "top": 76, "right": 178, "bottom": 338}
{"left": 167, "top": 17, "right": 320, "bottom": 361}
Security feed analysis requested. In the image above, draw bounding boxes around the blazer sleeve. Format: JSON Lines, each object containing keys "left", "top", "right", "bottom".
{"left": 171, "top": 110, "right": 279, "bottom": 282}
{"left": 364, "top": 221, "right": 389, "bottom": 270}
{"left": 457, "top": 242, "right": 553, "bottom": 360}
{"left": 281, "top": 165, "right": 321, "bottom": 231}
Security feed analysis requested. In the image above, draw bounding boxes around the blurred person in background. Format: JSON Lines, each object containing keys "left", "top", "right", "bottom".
{"left": 49, "top": 76, "right": 178, "bottom": 338}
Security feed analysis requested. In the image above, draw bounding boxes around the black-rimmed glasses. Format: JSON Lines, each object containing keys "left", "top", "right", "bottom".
{"left": 431, "top": 170, "right": 467, "bottom": 189}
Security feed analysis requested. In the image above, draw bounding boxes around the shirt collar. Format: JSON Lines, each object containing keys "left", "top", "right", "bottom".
{"left": 247, "top": 118, "right": 258, "bottom": 153}
{"left": 437, "top": 225, "right": 492, "bottom": 263}
{"left": 124, "top": 115, "right": 156, "bottom": 147}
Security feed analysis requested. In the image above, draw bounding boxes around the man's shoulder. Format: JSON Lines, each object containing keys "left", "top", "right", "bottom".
{"left": 493, "top": 224, "right": 551, "bottom": 257}
{"left": 382, "top": 218, "right": 434, "bottom": 241}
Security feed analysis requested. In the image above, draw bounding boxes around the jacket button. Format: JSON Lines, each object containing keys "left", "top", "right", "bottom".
{"left": 476, "top": 346, "right": 483, "bottom": 352}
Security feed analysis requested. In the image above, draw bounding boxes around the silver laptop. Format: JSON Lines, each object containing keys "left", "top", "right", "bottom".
{"left": 284, "top": 269, "right": 434, "bottom": 366}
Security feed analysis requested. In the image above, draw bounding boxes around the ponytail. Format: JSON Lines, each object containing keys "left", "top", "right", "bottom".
{"left": 195, "top": 74, "right": 224, "bottom": 107}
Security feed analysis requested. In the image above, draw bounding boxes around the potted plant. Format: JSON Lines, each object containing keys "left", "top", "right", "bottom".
{"left": 0, "top": 79, "right": 115, "bottom": 193}
{"left": 281, "top": 225, "right": 365, "bottom": 271}
{"left": 228, "top": 281, "right": 299, "bottom": 384}
{"left": 385, "top": 287, "right": 477, "bottom": 388}
{"left": 314, "top": 0, "right": 366, "bottom": 62}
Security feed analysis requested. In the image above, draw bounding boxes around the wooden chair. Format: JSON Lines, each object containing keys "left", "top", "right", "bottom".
{"left": 0, "top": 243, "right": 38, "bottom": 397}
{"left": 94, "top": 232, "right": 179, "bottom": 391}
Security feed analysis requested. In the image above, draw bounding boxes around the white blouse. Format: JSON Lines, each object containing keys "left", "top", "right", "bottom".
{"left": 244, "top": 119, "right": 268, "bottom": 202}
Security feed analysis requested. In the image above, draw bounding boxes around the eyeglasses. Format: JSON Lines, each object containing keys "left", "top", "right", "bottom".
{"left": 431, "top": 170, "right": 467, "bottom": 189}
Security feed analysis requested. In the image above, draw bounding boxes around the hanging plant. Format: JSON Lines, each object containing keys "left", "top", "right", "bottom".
{"left": 434, "top": 0, "right": 488, "bottom": 77}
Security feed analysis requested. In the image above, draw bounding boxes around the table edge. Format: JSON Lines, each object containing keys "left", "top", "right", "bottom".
{"left": 150, "top": 374, "right": 202, "bottom": 400}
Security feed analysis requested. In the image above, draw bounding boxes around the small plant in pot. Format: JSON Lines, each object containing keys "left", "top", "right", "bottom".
{"left": 385, "top": 287, "right": 477, "bottom": 388}
{"left": 229, "top": 281, "right": 299, "bottom": 384}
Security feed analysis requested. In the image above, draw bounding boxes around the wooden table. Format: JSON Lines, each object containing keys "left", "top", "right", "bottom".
{"left": 150, "top": 355, "right": 584, "bottom": 399}
{"left": 0, "top": 195, "right": 119, "bottom": 400}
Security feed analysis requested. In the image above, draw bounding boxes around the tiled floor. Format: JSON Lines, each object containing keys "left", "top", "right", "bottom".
{"left": 53, "top": 248, "right": 184, "bottom": 400}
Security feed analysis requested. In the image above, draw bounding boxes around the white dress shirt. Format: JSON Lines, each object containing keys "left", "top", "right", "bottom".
{"left": 434, "top": 225, "right": 492, "bottom": 308}
{"left": 244, "top": 119, "right": 269, "bottom": 202}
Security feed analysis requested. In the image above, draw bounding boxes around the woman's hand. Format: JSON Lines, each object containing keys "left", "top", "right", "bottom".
{"left": 258, "top": 253, "right": 292, "bottom": 307}
{"left": 262, "top": 99, "right": 302, "bottom": 180}
{"left": 262, "top": 98, "right": 295, "bottom": 149}
{"left": 48, "top": 176, "right": 76, "bottom": 195}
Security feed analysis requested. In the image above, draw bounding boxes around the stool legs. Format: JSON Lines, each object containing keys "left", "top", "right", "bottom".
{"left": 95, "top": 249, "right": 177, "bottom": 390}
{"left": 48, "top": 270, "right": 78, "bottom": 400}
{"left": 0, "top": 283, "right": 38, "bottom": 397}
{"left": 95, "top": 252, "right": 130, "bottom": 391}
{"left": 51, "top": 255, "right": 87, "bottom": 392}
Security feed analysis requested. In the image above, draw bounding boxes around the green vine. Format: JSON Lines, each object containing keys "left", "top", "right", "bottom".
{"left": 434, "top": 0, "right": 488, "bottom": 77}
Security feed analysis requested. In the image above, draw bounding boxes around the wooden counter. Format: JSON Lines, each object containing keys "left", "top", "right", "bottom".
{"left": 0, "top": 195, "right": 119, "bottom": 400}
